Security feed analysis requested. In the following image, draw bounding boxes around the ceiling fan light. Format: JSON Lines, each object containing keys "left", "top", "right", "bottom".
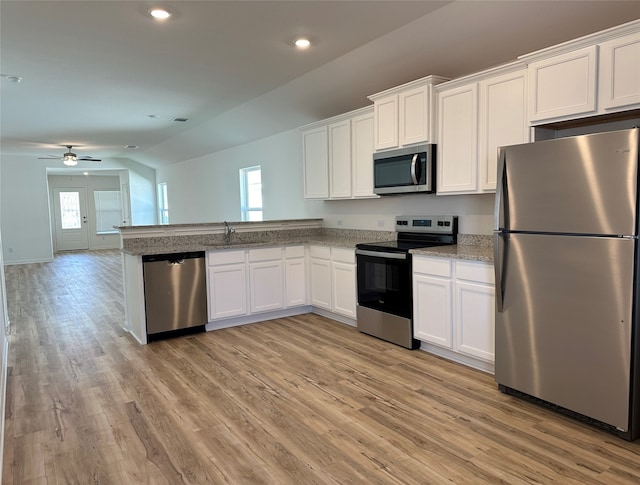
{"left": 63, "top": 154, "right": 77, "bottom": 166}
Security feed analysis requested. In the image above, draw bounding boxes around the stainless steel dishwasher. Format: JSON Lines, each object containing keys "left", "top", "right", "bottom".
{"left": 142, "top": 251, "right": 207, "bottom": 341}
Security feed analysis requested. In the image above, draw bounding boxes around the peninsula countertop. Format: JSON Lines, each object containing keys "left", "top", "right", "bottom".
{"left": 122, "top": 233, "right": 494, "bottom": 263}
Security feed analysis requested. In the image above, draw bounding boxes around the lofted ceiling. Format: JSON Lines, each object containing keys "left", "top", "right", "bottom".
{"left": 1, "top": 1, "right": 639, "bottom": 170}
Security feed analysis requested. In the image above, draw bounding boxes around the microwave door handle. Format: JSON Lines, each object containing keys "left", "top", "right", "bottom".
{"left": 410, "top": 154, "right": 419, "bottom": 185}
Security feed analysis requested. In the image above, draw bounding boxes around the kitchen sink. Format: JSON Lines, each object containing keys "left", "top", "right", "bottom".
{"left": 205, "top": 241, "right": 249, "bottom": 247}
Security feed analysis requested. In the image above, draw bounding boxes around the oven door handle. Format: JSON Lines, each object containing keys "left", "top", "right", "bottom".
{"left": 355, "top": 249, "right": 408, "bottom": 260}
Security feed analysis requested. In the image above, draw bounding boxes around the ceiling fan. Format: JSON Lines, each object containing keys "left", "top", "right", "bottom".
{"left": 38, "top": 145, "right": 102, "bottom": 166}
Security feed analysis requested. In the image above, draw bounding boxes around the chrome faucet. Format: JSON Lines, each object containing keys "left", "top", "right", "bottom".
{"left": 223, "top": 221, "right": 235, "bottom": 243}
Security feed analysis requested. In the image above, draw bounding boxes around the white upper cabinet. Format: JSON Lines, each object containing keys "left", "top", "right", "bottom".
{"left": 351, "top": 110, "right": 376, "bottom": 198}
{"left": 478, "top": 69, "right": 528, "bottom": 191}
{"left": 526, "top": 45, "right": 598, "bottom": 123}
{"left": 437, "top": 82, "right": 478, "bottom": 194}
{"left": 521, "top": 19, "right": 640, "bottom": 125}
{"left": 302, "top": 126, "right": 329, "bottom": 199}
{"left": 599, "top": 31, "right": 640, "bottom": 110}
{"left": 302, "top": 107, "right": 377, "bottom": 200}
{"left": 372, "top": 95, "right": 398, "bottom": 150}
{"left": 369, "top": 75, "right": 448, "bottom": 151}
{"left": 328, "top": 119, "right": 352, "bottom": 199}
{"left": 436, "top": 62, "right": 528, "bottom": 195}
{"left": 399, "top": 86, "right": 429, "bottom": 146}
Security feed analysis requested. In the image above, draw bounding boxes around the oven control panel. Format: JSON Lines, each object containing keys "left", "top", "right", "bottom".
{"left": 396, "top": 215, "right": 458, "bottom": 234}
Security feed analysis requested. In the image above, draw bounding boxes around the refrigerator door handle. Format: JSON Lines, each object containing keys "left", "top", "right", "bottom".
{"left": 494, "top": 148, "right": 507, "bottom": 231}
{"left": 494, "top": 231, "right": 505, "bottom": 312}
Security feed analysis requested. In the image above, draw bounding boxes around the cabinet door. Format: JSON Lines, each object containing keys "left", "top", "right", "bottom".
{"left": 351, "top": 111, "right": 376, "bottom": 198}
{"left": 309, "top": 257, "right": 331, "bottom": 310}
{"left": 302, "top": 126, "right": 329, "bottom": 199}
{"left": 328, "top": 119, "right": 352, "bottom": 199}
{"left": 249, "top": 260, "right": 284, "bottom": 313}
{"left": 455, "top": 281, "right": 495, "bottom": 362}
{"left": 399, "top": 85, "right": 429, "bottom": 146}
{"left": 285, "top": 258, "right": 307, "bottom": 307}
{"left": 528, "top": 45, "right": 598, "bottom": 123}
{"left": 208, "top": 264, "right": 248, "bottom": 320}
{"left": 374, "top": 94, "right": 398, "bottom": 150}
{"left": 600, "top": 32, "right": 640, "bottom": 111}
{"left": 437, "top": 83, "right": 478, "bottom": 194}
{"left": 478, "top": 70, "right": 528, "bottom": 192}
{"left": 331, "top": 261, "right": 356, "bottom": 319}
{"left": 413, "top": 273, "right": 453, "bottom": 348}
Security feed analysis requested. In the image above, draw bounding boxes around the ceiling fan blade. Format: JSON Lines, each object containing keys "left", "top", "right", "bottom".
{"left": 78, "top": 157, "right": 102, "bottom": 162}
{"left": 37, "top": 156, "right": 61, "bottom": 159}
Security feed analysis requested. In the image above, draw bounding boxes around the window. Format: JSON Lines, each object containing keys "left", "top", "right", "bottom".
{"left": 240, "top": 166, "right": 263, "bottom": 221}
{"left": 158, "top": 182, "right": 169, "bottom": 224}
{"left": 94, "top": 191, "right": 122, "bottom": 234}
{"left": 59, "top": 192, "right": 82, "bottom": 229}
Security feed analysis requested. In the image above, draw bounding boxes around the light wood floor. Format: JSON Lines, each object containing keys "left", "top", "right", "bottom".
{"left": 3, "top": 250, "right": 640, "bottom": 484}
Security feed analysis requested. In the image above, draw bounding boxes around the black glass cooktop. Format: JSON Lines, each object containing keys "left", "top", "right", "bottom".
{"left": 357, "top": 234, "right": 456, "bottom": 253}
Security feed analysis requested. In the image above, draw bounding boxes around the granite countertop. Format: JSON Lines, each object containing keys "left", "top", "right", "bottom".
{"left": 410, "top": 244, "right": 493, "bottom": 263}
{"left": 121, "top": 235, "right": 384, "bottom": 256}
{"left": 122, "top": 233, "right": 494, "bottom": 263}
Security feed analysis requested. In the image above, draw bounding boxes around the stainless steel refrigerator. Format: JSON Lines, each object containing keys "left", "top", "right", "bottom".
{"left": 494, "top": 127, "right": 640, "bottom": 440}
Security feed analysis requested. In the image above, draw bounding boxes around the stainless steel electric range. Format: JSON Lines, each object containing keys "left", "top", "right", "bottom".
{"left": 355, "top": 215, "right": 458, "bottom": 349}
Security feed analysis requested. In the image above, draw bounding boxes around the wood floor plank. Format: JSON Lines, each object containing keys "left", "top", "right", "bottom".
{"left": 3, "top": 250, "right": 640, "bottom": 483}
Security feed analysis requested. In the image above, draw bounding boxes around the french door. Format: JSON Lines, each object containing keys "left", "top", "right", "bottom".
{"left": 52, "top": 187, "right": 89, "bottom": 251}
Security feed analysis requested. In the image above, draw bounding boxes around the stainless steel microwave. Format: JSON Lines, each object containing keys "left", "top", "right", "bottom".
{"left": 373, "top": 144, "right": 436, "bottom": 195}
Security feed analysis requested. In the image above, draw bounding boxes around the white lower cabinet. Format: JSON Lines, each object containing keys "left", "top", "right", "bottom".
{"left": 413, "top": 256, "right": 495, "bottom": 366}
{"left": 309, "top": 246, "right": 332, "bottom": 310}
{"left": 207, "top": 250, "right": 248, "bottom": 320}
{"left": 284, "top": 246, "right": 306, "bottom": 308}
{"left": 309, "top": 245, "right": 357, "bottom": 318}
{"left": 249, "top": 248, "right": 284, "bottom": 313}
{"left": 330, "top": 248, "right": 356, "bottom": 319}
{"left": 207, "top": 244, "right": 356, "bottom": 324}
{"left": 455, "top": 260, "right": 495, "bottom": 362}
{"left": 413, "top": 262, "right": 453, "bottom": 348}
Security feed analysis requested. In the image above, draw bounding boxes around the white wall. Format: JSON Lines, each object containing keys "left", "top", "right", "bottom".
{"left": 1, "top": 156, "right": 54, "bottom": 264}
{"left": 157, "top": 128, "right": 495, "bottom": 234}
{"left": 156, "top": 128, "right": 323, "bottom": 223}
{"left": 320, "top": 194, "right": 495, "bottom": 235}
{"left": 128, "top": 163, "right": 156, "bottom": 226}
{"left": 0, "top": 155, "right": 156, "bottom": 264}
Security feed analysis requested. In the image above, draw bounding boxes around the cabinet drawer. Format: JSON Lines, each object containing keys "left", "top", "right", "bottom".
{"left": 285, "top": 245, "right": 305, "bottom": 259}
{"left": 456, "top": 260, "right": 494, "bottom": 284}
{"left": 413, "top": 256, "right": 452, "bottom": 278}
{"left": 310, "top": 245, "right": 331, "bottom": 259}
{"left": 207, "top": 249, "right": 246, "bottom": 265}
{"left": 331, "top": 247, "right": 355, "bottom": 264}
{"left": 249, "top": 247, "right": 282, "bottom": 262}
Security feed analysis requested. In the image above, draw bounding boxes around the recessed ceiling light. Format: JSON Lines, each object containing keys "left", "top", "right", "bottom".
{"left": 294, "top": 38, "right": 311, "bottom": 49}
{"left": 149, "top": 8, "right": 171, "bottom": 20}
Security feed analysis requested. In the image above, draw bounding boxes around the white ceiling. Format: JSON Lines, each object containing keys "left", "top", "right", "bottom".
{"left": 2, "top": 1, "right": 639, "bottom": 169}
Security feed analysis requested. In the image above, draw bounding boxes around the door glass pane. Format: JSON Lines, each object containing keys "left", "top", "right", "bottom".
{"left": 60, "top": 192, "right": 81, "bottom": 229}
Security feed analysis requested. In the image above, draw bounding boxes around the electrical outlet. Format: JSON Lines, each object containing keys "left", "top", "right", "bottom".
{"left": 8, "top": 247, "right": 13, "bottom": 253}
{"left": 377, "top": 219, "right": 385, "bottom": 227}
{"left": 337, "top": 220, "right": 343, "bottom": 226}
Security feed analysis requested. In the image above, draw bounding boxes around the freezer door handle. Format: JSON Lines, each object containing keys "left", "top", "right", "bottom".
{"left": 494, "top": 231, "right": 505, "bottom": 312}
{"left": 494, "top": 148, "right": 507, "bottom": 231}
